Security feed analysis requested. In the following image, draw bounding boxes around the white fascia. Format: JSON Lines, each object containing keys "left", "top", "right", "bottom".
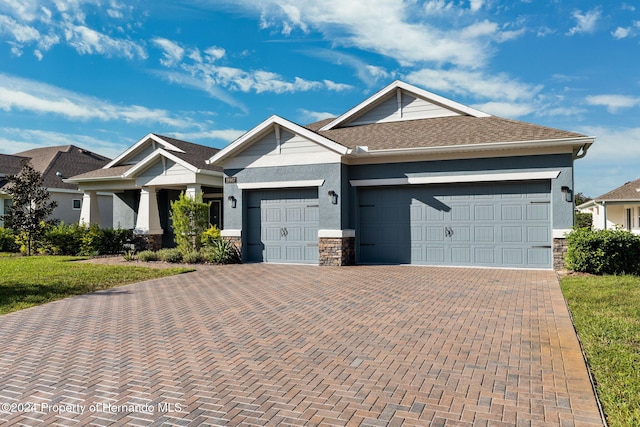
{"left": 206, "top": 115, "right": 350, "bottom": 166}
{"left": 347, "top": 136, "right": 595, "bottom": 159}
{"left": 104, "top": 133, "right": 186, "bottom": 169}
{"left": 319, "top": 80, "right": 490, "bottom": 131}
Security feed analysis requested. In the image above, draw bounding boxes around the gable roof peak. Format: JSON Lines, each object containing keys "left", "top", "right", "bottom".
{"left": 319, "top": 80, "right": 491, "bottom": 131}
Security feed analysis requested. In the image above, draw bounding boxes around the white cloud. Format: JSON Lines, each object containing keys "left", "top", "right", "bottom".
{"left": 472, "top": 101, "right": 534, "bottom": 118}
{"left": 0, "top": 73, "right": 192, "bottom": 127}
{"left": 204, "top": 46, "right": 226, "bottom": 61}
{"left": 169, "top": 129, "right": 247, "bottom": 145}
{"left": 302, "top": 48, "right": 390, "bottom": 86}
{"left": 153, "top": 37, "right": 185, "bottom": 66}
{"left": 469, "top": 0, "right": 483, "bottom": 12}
{"left": 64, "top": 23, "right": 147, "bottom": 59}
{"left": 0, "top": 14, "right": 40, "bottom": 43}
{"left": 612, "top": 27, "right": 630, "bottom": 39}
{"left": 406, "top": 68, "right": 541, "bottom": 102}
{"left": 0, "top": 127, "right": 128, "bottom": 159}
{"left": 297, "top": 108, "right": 336, "bottom": 123}
{"left": 567, "top": 8, "right": 601, "bottom": 36}
{"left": 216, "top": 0, "right": 509, "bottom": 68}
{"left": 585, "top": 94, "right": 640, "bottom": 113}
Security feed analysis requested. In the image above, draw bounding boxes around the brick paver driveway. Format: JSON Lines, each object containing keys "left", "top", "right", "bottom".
{"left": 0, "top": 264, "right": 603, "bottom": 426}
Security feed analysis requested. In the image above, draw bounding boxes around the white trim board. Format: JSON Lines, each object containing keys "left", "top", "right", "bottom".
{"left": 318, "top": 229, "right": 356, "bottom": 238}
{"left": 349, "top": 171, "right": 561, "bottom": 187}
{"left": 237, "top": 179, "right": 325, "bottom": 190}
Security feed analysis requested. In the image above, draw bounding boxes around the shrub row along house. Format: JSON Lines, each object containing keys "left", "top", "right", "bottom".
{"left": 577, "top": 178, "right": 640, "bottom": 234}
{"left": 65, "top": 81, "right": 594, "bottom": 269}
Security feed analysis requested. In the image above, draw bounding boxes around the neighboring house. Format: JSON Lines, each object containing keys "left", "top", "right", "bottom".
{"left": 66, "top": 133, "right": 223, "bottom": 249}
{"left": 0, "top": 146, "right": 112, "bottom": 227}
{"left": 577, "top": 178, "right": 640, "bottom": 234}
{"left": 207, "top": 80, "right": 595, "bottom": 269}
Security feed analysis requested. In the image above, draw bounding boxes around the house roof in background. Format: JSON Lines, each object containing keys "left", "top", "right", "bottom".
{"left": 12, "top": 145, "right": 111, "bottom": 190}
{"left": 590, "top": 177, "right": 640, "bottom": 202}
{"left": 2, "top": 146, "right": 111, "bottom": 192}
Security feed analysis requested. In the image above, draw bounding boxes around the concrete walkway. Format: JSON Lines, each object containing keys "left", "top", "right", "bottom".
{"left": 0, "top": 264, "right": 603, "bottom": 426}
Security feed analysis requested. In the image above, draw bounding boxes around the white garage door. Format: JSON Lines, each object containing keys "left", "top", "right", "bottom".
{"left": 359, "top": 181, "right": 552, "bottom": 268}
{"left": 246, "top": 189, "right": 319, "bottom": 263}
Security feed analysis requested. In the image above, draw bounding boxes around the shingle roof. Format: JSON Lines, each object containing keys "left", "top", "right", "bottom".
{"left": 67, "top": 164, "right": 134, "bottom": 180}
{"left": 2, "top": 146, "right": 110, "bottom": 191}
{"left": 0, "top": 154, "right": 29, "bottom": 191}
{"left": 306, "top": 116, "right": 587, "bottom": 151}
{"left": 152, "top": 134, "right": 222, "bottom": 172}
{"left": 593, "top": 177, "right": 640, "bottom": 201}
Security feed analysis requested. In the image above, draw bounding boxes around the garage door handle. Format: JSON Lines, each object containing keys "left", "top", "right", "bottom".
{"left": 360, "top": 243, "right": 375, "bottom": 246}
{"left": 280, "top": 227, "right": 288, "bottom": 237}
{"left": 445, "top": 226, "right": 454, "bottom": 237}
{"left": 532, "top": 245, "right": 551, "bottom": 248}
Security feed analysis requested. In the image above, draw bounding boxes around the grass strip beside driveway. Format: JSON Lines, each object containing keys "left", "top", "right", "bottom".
{"left": 0, "top": 255, "right": 192, "bottom": 315}
{"left": 561, "top": 275, "right": 640, "bottom": 427}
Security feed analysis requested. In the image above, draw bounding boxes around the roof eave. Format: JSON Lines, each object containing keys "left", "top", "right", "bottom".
{"left": 347, "top": 136, "right": 595, "bottom": 158}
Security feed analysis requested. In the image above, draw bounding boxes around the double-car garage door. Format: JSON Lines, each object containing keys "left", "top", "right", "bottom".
{"left": 359, "top": 181, "right": 552, "bottom": 268}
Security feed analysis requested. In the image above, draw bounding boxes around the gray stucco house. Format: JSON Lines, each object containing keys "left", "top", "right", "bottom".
{"left": 208, "top": 80, "right": 594, "bottom": 269}
{"left": 1, "top": 145, "right": 112, "bottom": 227}
{"left": 66, "top": 133, "right": 222, "bottom": 249}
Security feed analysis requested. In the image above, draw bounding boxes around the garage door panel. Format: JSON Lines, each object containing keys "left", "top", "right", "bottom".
{"left": 359, "top": 181, "right": 552, "bottom": 268}
{"left": 247, "top": 189, "right": 318, "bottom": 264}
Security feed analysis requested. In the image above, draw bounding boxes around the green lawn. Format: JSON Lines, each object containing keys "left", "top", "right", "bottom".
{"left": 561, "top": 275, "right": 640, "bottom": 427}
{"left": 0, "top": 255, "right": 192, "bottom": 315}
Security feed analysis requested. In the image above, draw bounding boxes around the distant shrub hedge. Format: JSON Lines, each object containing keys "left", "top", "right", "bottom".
{"left": 40, "top": 223, "right": 132, "bottom": 256}
{"left": 565, "top": 227, "right": 640, "bottom": 275}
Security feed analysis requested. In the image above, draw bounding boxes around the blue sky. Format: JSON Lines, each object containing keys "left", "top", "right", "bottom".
{"left": 0, "top": 0, "right": 639, "bottom": 197}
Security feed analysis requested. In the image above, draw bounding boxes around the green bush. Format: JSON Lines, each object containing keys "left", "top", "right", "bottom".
{"left": 0, "top": 227, "right": 19, "bottom": 252}
{"left": 157, "top": 248, "right": 183, "bottom": 263}
{"left": 204, "top": 238, "right": 241, "bottom": 264}
{"left": 201, "top": 225, "right": 221, "bottom": 247}
{"left": 80, "top": 224, "right": 132, "bottom": 256}
{"left": 574, "top": 212, "right": 592, "bottom": 229}
{"left": 170, "top": 192, "right": 210, "bottom": 253}
{"left": 41, "top": 223, "right": 84, "bottom": 255}
{"left": 137, "top": 250, "right": 158, "bottom": 262}
{"left": 565, "top": 227, "right": 640, "bottom": 275}
{"left": 181, "top": 250, "right": 203, "bottom": 264}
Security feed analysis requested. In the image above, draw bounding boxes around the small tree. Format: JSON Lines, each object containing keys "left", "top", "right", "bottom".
{"left": 170, "top": 192, "right": 210, "bottom": 253}
{"left": 2, "top": 160, "right": 58, "bottom": 255}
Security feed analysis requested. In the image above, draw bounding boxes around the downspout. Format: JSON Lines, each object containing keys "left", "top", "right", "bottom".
{"left": 598, "top": 200, "right": 607, "bottom": 230}
{"left": 575, "top": 144, "right": 590, "bottom": 159}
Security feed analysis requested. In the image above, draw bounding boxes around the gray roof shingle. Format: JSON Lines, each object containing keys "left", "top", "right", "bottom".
{"left": 307, "top": 116, "right": 587, "bottom": 151}
{"left": 593, "top": 177, "right": 640, "bottom": 201}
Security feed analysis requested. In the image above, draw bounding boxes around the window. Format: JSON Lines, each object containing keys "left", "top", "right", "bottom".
{"left": 626, "top": 208, "right": 632, "bottom": 231}
{"left": 73, "top": 199, "right": 82, "bottom": 210}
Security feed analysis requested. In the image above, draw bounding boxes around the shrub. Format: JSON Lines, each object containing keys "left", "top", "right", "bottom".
{"left": 41, "top": 223, "right": 84, "bottom": 255}
{"left": 181, "top": 250, "right": 203, "bottom": 264}
{"left": 0, "top": 227, "right": 19, "bottom": 252}
{"left": 122, "top": 250, "right": 136, "bottom": 262}
{"left": 565, "top": 227, "right": 640, "bottom": 275}
{"left": 204, "top": 238, "right": 241, "bottom": 264}
{"left": 157, "top": 248, "right": 183, "bottom": 263}
{"left": 137, "top": 250, "right": 158, "bottom": 262}
{"left": 574, "top": 212, "right": 592, "bottom": 229}
{"left": 170, "top": 192, "right": 210, "bottom": 253}
{"left": 80, "top": 224, "right": 132, "bottom": 256}
{"left": 201, "top": 225, "right": 221, "bottom": 247}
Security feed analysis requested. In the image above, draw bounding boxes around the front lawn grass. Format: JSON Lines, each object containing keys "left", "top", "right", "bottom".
{"left": 561, "top": 275, "right": 640, "bottom": 427}
{"left": 0, "top": 255, "right": 192, "bottom": 315}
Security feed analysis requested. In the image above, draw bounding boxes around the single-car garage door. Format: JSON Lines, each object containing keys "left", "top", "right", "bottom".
{"left": 359, "top": 181, "right": 552, "bottom": 268}
{"left": 246, "top": 189, "right": 319, "bottom": 263}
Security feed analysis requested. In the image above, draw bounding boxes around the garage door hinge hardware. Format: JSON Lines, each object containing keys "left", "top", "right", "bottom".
{"left": 529, "top": 201, "right": 551, "bottom": 204}
{"left": 280, "top": 227, "right": 288, "bottom": 237}
{"left": 360, "top": 243, "right": 375, "bottom": 246}
{"left": 307, "top": 204, "right": 319, "bottom": 207}
{"left": 532, "top": 245, "right": 552, "bottom": 248}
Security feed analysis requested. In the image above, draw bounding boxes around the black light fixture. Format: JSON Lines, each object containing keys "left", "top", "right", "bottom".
{"left": 328, "top": 190, "right": 338, "bottom": 205}
{"left": 227, "top": 195, "right": 237, "bottom": 208}
{"left": 561, "top": 186, "right": 572, "bottom": 202}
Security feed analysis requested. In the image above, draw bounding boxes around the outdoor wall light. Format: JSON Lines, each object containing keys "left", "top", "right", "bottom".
{"left": 561, "top": 186, "right": 572, "bottom": 203}
{"left": 328, "top": 190, "right": 338, "bottom": 205}
{"left": 227, "top": 195, "right": 237, "bottom": 208}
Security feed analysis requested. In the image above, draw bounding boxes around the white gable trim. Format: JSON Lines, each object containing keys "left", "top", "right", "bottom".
{"left": 320, "top": 80, "right": 490, "bottom": 131}
{"left": 349, "top": 171, "right": 561, "bottom": 187}
{"left": 207, "top": 115, "right": 350, "bottom": 166}
{"left": 104, "top": 133, "right": 186, "bottom": 169}
{"left": 122, "top": 148, "right": 198, "bottom": 178}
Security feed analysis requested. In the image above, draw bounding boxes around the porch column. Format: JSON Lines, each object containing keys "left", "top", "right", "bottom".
{"left": 134, "top": 186, "right": 163, "bottom": 251}
{"left": 79, "top": 190, "right": 100, "bottom": 226}
{"left": 185, "top": 184, "right": 202, "bottom": 199}
{"left": 135, "top": 186, "right": 163, "bottom": 235}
